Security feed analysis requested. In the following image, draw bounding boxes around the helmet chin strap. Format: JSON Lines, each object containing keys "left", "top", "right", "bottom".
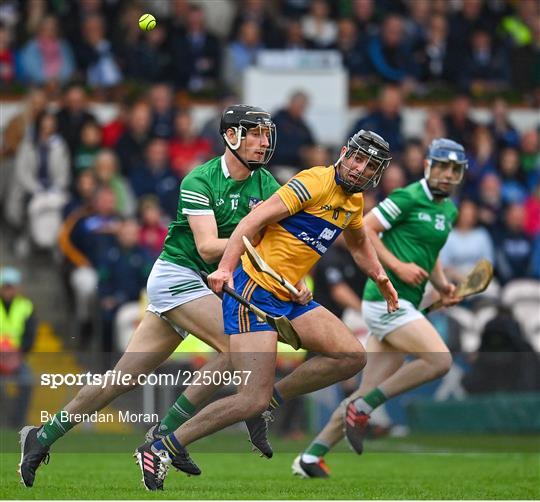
{"left": 223, "top": 127, "right": 265, "bottom": 171}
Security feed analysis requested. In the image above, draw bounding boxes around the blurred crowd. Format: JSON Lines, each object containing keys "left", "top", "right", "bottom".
{"left": 0, "top": 0, "right": 539, "bottom": 355}
{"left": 0, "top": 0, "right": 538, "bottom": 100}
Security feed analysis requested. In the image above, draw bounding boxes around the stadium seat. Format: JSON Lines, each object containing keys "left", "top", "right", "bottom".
{"left": 446, "top": 306, "right": 480, "bottom": 352}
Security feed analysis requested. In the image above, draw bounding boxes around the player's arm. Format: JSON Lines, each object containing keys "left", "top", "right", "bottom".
{"left": 343, "top": 225, "right": 399, "bottom": 312}
{"left": 188, "top": 214, "right": 228, "bottom": 264}
{"left": 207, "top": 194, "right": 290, "bottom": 292}
{"left": 364, "top": 211, "right": 428, "bottom": 286}
{"left": 429, "top": 258, "right": 459, "bottom": 306}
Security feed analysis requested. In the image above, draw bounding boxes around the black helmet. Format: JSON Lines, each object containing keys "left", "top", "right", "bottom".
{"left": 220, "top": 104, "right": 277, "bottom": 170}
{"left": 336, "top": 130, "right": 392, "bottom": 193}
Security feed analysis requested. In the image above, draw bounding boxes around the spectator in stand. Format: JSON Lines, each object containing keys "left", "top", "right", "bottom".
{"left": 493, "top": 203, "right": 533, "bottom": 285}
{"left": 378, "top": 163, "right": 406, "bottom": 201}
{"left": 509, "top": 13, "right": 540, "bottom": 96}
{"left": 332, "top": 18, "right": 369, "bottom": 89}
{"left": 520, "top": 130, "right": 540, "bottom": 187}
{"left": 199, "top": 90, "right": 238, "bottom": 156}
{"left": 0, "top": 267, "right": 37, "bottom": 428}
{"left": 131, "top": 138, "right": 180, "bottom": 220}
{"left": 75, "top": 14, "right": 122, "bottom": 90}
{"left": 498, "top": 147, "right": 528, "bottom": 205}
{"left": 402, "top": 138, "right": 425, "bottom": 183}
{"left": 460, "top": 29, "right": 510, "bottom": 93}
{"left": 418, "top": 14, "right": 459, "bottom": 85}
{"left": 73, "top": 120, "right": 102, "bottom": 174}
{"left": 278, "top": 18, "right": 313, "bottom": 50}
{"left": 138, "top": 196, "right": 169, "bottom": 259}
{"left": 348, "top": 85, "right": 404, "bottom": 153}
{"left": 223, "top": 20, "right": 264, "bottom": 92}
{"left": 55, "top": 83, "right": 97, "bottom": 159}
{"left": 422, "top": 110, "right": 447, "bottom": 151}
{"left": 58, "top": 187, "right": 120, "bottom": 349}
{"left": 476, "top": 172, "right": 504, "bottom": 230}
{"left": 169, "top": 109, "right": 212, "bottom": 178}
{"left": 97, "top": 218, "right": 153, "bottom": 353}
{"left": 229, "top": 0, "right": 280, "bottom": 48}
{"left": 271, "top": 90, "right": 315, "bottom": 169}
{"left": 7, "top": 112, "right": 70, "bottom": 248}
{"left": 101, "top": 100, "right": 128, "bottom": 148}
{"left": 122, "top": 22, "right": 170, "bottom": 84}
{"left": 464, "top": 125, "right": 497, "bottom": 198}
{"left": 367, "top": 14, "right": 419, "bottom": 89}
{"left": 440, "top": 199, "right": 495, "bottom": 283}
{"left": 351, "top": 0, "right": 379, "bottom": 38}
{"left": 63, "top": 169, "right": 97, "bottom": 217}
{"left": 19, "top": 15, "right": 75, "bottom": 86}
{"left": 115, "top": 101, "right": 152, "bottom": 176}
{"left": 93, "top": 150, "right": 136, "bottom": 218}
{"left": 488, "top": 98, "right": 520, "bottom": 150}
{"left": 170, "top": 4, "right": 221, "bottom": 92}
{"left": 443, "top": 93, "right": 477, "bottom": 151}
{"left": 148, "top": 83, "right": 176, "bottom": 140}
{"left": 524, "top": 181, "right": 540, "bottom": 237}
{"left": 301, "top": 0, "right": 337, "bottom": 49}
{"left": 0, "top": 22, "right": 16, "bottom": 86}
{"left": 448, "top": 0, "right": 490, "bottom": 54}
{"left": 532, "top": 234, "right": 540, "bottom": 279}
{"left": 1, "top": 87, "right": 47, "bottom": 218}
{"left": 499, "top": 0, "right": 537, "bottom": 48}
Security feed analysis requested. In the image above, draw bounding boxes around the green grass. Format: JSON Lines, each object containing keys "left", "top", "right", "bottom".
{"left": 1, "top": 433, "right": 539, "bottom": 499}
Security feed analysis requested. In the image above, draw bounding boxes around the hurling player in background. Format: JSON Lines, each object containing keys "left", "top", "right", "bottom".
{"left": 18, "top": 105, "right": 286, "bottom": 487}
{"left": 294, "top": 139, "right": 466, "bottom": 478}
{"left": 136, "top": 130, "right": 399, "bottom": 491}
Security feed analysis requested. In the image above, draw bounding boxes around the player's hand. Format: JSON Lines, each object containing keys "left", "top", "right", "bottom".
{"left": 375, "top": 274, "right": 399, "bottom": 313}
{"left": 394, "top": 262, "right": 429, "bottom": 286}
{"left": 207, "top": 268, "right": 233, "bottom": 294}
{"left": 438, "top": 283, "right": 460, "bottom": 307}
{"left": 291, "top": 280, "right": 313, "bottom": 305}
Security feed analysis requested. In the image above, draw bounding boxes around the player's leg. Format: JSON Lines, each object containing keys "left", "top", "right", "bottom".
{"left": 294, "top": 336, "right": 405, "bottom": 478}
{"left": 18, "top": 311, "right": 180, "bottom": 487}
{"left": 345, "top": 316, "right": 452, "bottom": 453}
{"left": 274, "top": 306, "right": 367, "bottom": 400}
{"left": 137, "top": 331, "right": 278, "bottom": 488}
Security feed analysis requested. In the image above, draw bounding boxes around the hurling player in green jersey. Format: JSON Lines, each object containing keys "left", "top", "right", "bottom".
{"left": 19, "top": 105, "right": 298, "bottom": 488}
{"left": 294, "top": 139, "right": 466, "bottom": 478}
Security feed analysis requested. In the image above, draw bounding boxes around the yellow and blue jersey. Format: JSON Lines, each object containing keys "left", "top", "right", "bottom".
{"left": 241, "top": 165, "right": 364, "bottom": 300}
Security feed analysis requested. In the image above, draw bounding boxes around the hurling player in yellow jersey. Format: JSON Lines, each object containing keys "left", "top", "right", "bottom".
{"left": 137, "top": 130, "right": 399, "bottom": 487}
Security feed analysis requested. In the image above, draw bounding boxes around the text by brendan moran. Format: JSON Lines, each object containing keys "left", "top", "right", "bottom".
{"left": 40, "top": 411, "right": 158, "bottom": 424}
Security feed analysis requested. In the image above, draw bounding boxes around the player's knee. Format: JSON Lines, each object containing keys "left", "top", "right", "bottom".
{"left": 432, "top": 351, "right": 452, "bottom": 378}
{"left": 236, "top": 392, "right": 270, "bottom": 418}
{"left": 342, "top": 350, "right": 367, "bottom": 376}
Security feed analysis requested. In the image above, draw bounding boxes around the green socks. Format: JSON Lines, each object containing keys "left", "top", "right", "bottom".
{"left": 37, "top": 411, "right": 75, "bottom": 447}
{"left": 158, "top": 394, "right": 196, "bottom": 434}
{"left": 355, "top": 387, "right": 388, "bottom": 414}
{"left": 304, "top": 440, "right": 330, "bottom": 458}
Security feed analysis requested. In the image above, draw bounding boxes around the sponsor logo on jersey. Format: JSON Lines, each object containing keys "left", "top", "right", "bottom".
{"left": 215, "top": 198, "right": 225, "bottom": 206}
{"left": 298, "top": 231, "right": 328, "bottom": 254}
{"left": 319, "top": 228, "right": 337, "bottom": 241}
{"left": 248, "top": 197, "right": 261, "bottom": 209}
{"left": 418, "top": 212, "right": 432, "bottom": 222}
{"left": 320, "top": 204, "right": 333, "bottom": 211}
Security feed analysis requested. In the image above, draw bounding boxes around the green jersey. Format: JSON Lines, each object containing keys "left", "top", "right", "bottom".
{"left": 159, "top": 156, "right": 280, "bottom": 274}
{"left": 363, "top": 179, "right": 458, "bottom": 307}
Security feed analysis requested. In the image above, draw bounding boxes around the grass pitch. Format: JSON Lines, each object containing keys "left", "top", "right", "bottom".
{"left": 1, "top": 432, "right": 539, "bottom": 499}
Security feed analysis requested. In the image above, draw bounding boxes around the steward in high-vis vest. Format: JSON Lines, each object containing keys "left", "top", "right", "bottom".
{"left": 0, "top": 267, "right": 36, "bottom": 363}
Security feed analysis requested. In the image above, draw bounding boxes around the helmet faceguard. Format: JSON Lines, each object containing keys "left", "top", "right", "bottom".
{"left": 425, "top": 138, "right": 468, "bottom": 197}
{"left": 220, "top": 104, "right": 277, "bottom": 171}
{"left": 335, "top": 130, "right": 392, "bottom": 193}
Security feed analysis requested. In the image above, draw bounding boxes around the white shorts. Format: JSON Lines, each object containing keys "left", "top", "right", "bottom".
{"left": 146, "top": 259, "right": 214, "bottom": 337}
{"left": 362, "top": 299, "right": 424, "bottom": 340}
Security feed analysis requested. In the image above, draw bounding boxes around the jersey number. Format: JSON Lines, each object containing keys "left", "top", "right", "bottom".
{"left": 231, "top": 199, "right": 239, "bottom": 210}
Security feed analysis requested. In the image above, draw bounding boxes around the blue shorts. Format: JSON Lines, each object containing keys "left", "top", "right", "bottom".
{"left": 223, "top": 265, "right": 319, "bottom": 335}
